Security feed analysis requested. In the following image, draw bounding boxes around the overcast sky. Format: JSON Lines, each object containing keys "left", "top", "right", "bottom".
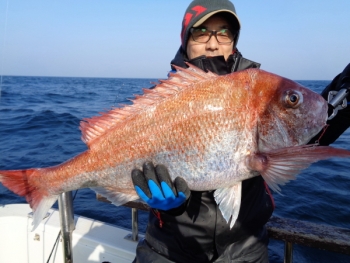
{"left": 0, "top": 0, "right": 349, "bottom": 80}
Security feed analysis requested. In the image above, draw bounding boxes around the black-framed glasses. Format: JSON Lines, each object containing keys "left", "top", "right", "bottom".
{"left": 190, "top": 27, "right": 236, "bottom": 44}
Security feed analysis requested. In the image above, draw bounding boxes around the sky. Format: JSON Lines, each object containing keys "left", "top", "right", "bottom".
{"left": 0, "top": 0, "right": 349, "bottom": 80}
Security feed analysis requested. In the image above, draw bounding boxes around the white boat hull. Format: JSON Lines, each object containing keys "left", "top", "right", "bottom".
{"left": 0, "top": 204, "right": 140, "bottom": 263}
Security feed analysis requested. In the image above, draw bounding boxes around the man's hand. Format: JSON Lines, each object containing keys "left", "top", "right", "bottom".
{"left": 131, "top": 162, "right": 190, "bottom": 211}
{"left": 322, "top": 63, "right": 350, "bottom": 100}
{"left": 335, "top": 63, "right": 350, "bottom": 91}
{"left": 319, "top": 63, "right": 350, "bottom": 120}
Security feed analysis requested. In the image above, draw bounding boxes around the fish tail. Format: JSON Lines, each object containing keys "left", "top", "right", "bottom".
{"left": 247, "top": 145, "right": 350, "bottom": 193}
{"left": 0, "top": 169, "right": 58, "bottom": 230}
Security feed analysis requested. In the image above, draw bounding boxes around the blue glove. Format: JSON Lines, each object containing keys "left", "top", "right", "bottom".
{"left": 131, "top": 162, "right": 190, "bottom": 211}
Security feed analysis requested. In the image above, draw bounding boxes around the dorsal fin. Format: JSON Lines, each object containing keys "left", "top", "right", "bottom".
{"left": 79, "top": 63, "right": 218, "bottom": 147}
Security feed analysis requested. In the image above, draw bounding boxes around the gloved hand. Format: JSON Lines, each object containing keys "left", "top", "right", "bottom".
{"left": 321, "top": 63, "right": 350, "bottom": 101}
{"left": 131, "top": 162, "right": 191, "bottom": 211}
{"left": 335, "top": 63, "right": 350, "bottom": 91}
{"left": 312, "top": 63, "right": 350, "bottom": 146}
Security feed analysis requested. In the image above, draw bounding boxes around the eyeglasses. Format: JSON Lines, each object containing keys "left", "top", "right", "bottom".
{"left": 190, "top": 27, "right": 236, "bottom": 44}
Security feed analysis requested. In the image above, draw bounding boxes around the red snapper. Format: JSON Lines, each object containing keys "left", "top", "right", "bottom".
{"left": 1, "top": 64, "right": 350, "bottom": 230}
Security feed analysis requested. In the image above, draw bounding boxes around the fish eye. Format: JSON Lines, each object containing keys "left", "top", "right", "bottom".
{"left": 283, "top": 90, "right": 303, "bottom": 108}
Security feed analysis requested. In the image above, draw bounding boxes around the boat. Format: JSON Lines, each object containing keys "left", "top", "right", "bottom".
{"left": 0, "top": 203, "right": 140, "bottom": 263}
{"left": 1, "top": 194, "right": 350, "bottom": 263}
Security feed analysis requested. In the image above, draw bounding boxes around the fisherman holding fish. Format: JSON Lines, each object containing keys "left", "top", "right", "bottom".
{"left": 131, "top": 0, "right": 350, "bottom": 262}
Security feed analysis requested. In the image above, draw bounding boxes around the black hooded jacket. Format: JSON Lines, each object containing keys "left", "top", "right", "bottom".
{"left": 143, "top": 48, "right": 274, "bottom": 263}
{"left": 170, "top": 46, "right": 260, "bottom": 75}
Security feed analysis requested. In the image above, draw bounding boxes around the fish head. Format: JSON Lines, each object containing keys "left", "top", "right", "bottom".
{"left": 252, "top": 70, "right": 328, "bottom": 152}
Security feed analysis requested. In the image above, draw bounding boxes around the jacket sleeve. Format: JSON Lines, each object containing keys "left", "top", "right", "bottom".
{"left": 308, "top": 71, "right": 350, "bottom": 146}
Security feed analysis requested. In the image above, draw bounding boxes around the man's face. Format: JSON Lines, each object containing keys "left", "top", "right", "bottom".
{"left": 186, "top": 15, "right": 234, "bottom": 61}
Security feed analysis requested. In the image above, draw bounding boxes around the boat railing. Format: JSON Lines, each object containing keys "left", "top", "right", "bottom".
{"left": 96, "top": 196, "right": 350, "bottom": 263}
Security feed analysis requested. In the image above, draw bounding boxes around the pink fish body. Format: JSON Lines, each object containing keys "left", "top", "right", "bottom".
{"left": 1, "top": 65, "right": 350, "bottom": 229}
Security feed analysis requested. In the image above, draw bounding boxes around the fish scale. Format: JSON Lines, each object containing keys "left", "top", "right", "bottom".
{"left": 1, "top": 64, "right": 350, "bottom": 230}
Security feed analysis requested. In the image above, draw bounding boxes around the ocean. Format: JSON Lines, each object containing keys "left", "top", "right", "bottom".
{"left": 0, "top": 76, "right": 349, "bottom": 263}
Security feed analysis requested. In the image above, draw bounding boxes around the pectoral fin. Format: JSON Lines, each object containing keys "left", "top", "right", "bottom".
{"left": 214, "top": 182, "right": 242, "bottom": 229}
{"left": 246, "top": 144, "right": 350, "bottom": 193}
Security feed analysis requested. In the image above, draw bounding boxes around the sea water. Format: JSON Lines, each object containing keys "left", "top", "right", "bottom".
{"left": 0, "top": 76, "right": 349, "bottom": 263}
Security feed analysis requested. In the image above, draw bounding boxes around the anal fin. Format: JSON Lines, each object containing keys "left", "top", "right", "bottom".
{"left": 91, "top": 187, "right": 139, "bottom": 206}
{"left": 214, "top": 182, "right": 242, "bottom": 229}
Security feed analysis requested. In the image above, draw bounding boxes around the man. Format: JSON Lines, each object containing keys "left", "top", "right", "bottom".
{"left": 131, "top": 0, "right": 350, "bottom": 262}
{"left": 132, "top": 1, "right": 272, "bottom": 262}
